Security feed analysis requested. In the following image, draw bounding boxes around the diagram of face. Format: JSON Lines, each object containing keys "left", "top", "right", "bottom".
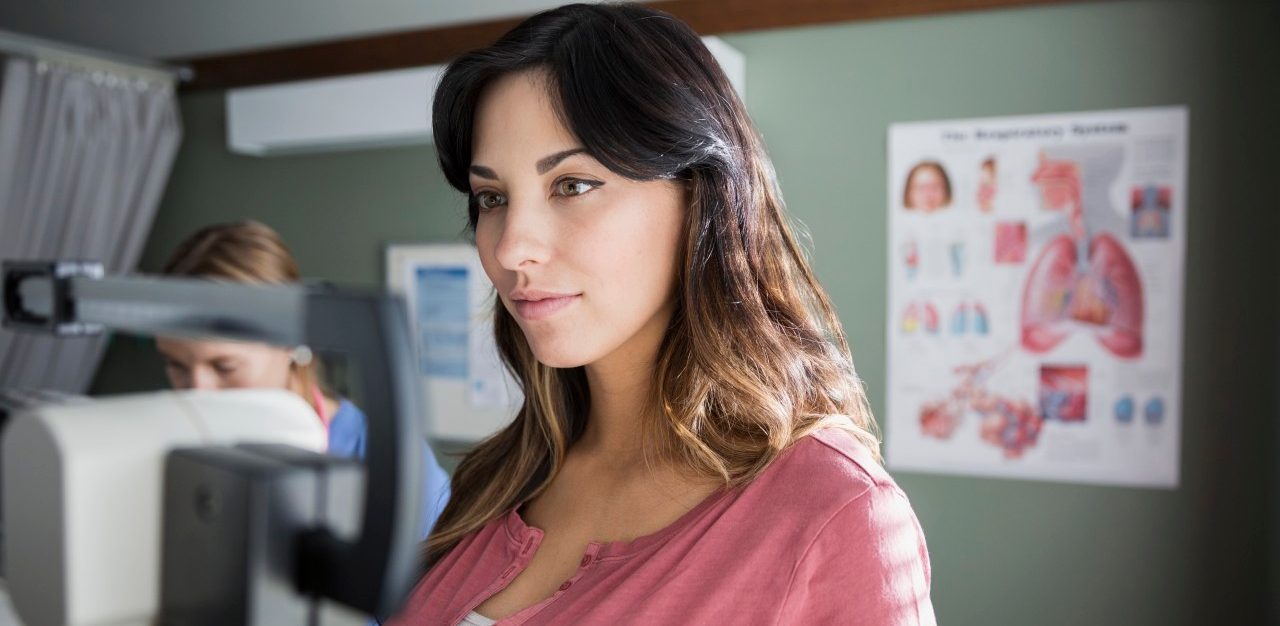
{"left": 904, "top": 162, "right": 951, "bottom": 212}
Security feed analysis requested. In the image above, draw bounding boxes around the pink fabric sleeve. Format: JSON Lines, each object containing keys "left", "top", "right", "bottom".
{"left": 775, "top": 482, "right": 937, "bottom": 625}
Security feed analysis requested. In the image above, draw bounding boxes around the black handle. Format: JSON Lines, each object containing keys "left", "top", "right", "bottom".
{"left": 295, "top": 289, "right": 423, "bottom": 617}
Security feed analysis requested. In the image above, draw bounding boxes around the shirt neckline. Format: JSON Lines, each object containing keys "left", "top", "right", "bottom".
{"left": 502, "top": 485, "right": 734, "bottom": 559}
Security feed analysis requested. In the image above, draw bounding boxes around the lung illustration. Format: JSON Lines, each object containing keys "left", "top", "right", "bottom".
{"left": 1020, "top": 147, "right": 1144, "bottom": 359}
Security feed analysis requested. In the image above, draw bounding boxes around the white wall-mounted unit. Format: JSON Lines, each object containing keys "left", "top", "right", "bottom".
{"left": 227, "top": 65, "right": 446, "bottom": 156}
{"left": 226, "top": 37, "right": 745, "bottom": 157}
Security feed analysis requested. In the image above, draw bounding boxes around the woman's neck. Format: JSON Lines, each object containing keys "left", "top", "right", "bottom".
{"left": 286, "top": 373, "right": 337, "bottom": 424}
{"left": 580, "top": 359, "right": 652, "bottom": 464}
{"left": 577, "top": 306, "right": 671, "bottom": 466}
{"left": 576, "top": 332, "right": 665, "bottom": 463}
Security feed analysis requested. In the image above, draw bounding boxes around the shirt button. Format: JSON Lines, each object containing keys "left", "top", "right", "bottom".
{"left": 559, "top": 581, "right": 572, "bottom": 592}
{"left": 580, "top": 555, "right": 592, "bottom": 567}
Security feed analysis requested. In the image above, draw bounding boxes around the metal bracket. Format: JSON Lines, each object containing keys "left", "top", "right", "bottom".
{"left": 2, "top": 260, "right": 105, "bottom": 336}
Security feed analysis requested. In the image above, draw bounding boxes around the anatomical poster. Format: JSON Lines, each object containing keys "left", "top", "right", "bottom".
{"left": 884, "top": 106, "right": 1187, "bottom": 488}
{"left": 387, "top": 244, "right": 521, "bottom": 442}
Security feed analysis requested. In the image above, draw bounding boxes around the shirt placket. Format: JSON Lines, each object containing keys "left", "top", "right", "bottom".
{"left": 504, "top": 542, "right": 604, "bottom": 625}
{"left": 451, "top": 531, "right": 542, "bottom": 626}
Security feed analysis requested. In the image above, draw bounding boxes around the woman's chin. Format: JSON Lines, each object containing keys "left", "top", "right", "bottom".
{"left": 526, "top": 340, "right": 596, "bottom": 370}
{"left": 531, "top": 350, "right": 589, "bottom": 369}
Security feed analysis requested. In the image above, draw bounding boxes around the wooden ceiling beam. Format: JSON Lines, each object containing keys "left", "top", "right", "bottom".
{"left": 176, "top": 0, "right": 1097, "bottom": 92}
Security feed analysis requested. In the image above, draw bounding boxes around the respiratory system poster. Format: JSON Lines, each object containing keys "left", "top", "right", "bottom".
{"left": 885, "top": 107, "right": 1187, "bottom": 488}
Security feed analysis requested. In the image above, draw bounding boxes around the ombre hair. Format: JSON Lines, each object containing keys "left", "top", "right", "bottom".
{"left": 425, "top": 3, "right": 879, "bottom": 566}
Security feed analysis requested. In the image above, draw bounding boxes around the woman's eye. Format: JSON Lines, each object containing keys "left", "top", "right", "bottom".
{"left": 554, "top": 179, "right": 599, "bottom": 197}
{"left": 474, "top": 190, "right": 506, "bottom": 211}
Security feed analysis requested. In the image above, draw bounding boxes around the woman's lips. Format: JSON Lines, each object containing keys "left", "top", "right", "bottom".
{"left": 513, "top": 294, "right": 580, "bottom": 321}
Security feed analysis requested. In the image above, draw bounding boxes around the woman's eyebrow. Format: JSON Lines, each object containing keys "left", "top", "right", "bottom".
{"left": 469, "top": 148, "right": 587, "bottom": 180}
{"left": 536, "top": 148, "right": 586, "bottom": 174}
{"left": 470, "top": 164, "right": 498, "bottom": 180}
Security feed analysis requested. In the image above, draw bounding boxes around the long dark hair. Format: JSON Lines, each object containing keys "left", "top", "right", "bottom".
{"left": 425, "top": 3, "right": 878, "bottom": 567}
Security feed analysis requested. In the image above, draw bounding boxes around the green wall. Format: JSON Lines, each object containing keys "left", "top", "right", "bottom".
{"left": 91, "top": 1, "right": 1280, "bottom": 624}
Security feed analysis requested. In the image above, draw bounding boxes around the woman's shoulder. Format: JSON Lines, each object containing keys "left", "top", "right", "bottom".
{"left": 727, "top": 427, "right": 907, "bottom": 533}
{"left": 330, "top": 397, "right": 364, "bottom": 422}
{"left": 707, "top": 427, "right": 924, "bottom": 574}
{"left": 764, "top": 427, "right": 895, "bottom": 500}
{"left": 327, "top": 398, "right": 366, "bottom": 436}
{"left": 762, "top": 430, "right": 935, "bottom": 623}
{"left": 326, "top": 397, "right": 366, "bottom": 456}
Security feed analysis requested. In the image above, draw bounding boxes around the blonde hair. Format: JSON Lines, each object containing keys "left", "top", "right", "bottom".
{"left": 162, "top": 220, "right": 327, "bottom": 401}
{"left": 424, "top": 4, "right": 880, "bottom": 567}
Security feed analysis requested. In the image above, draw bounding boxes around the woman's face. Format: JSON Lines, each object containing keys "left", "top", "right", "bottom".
{"left": 156, "top": 337, "right": 293, "bottom": 390}
{"left": 469, "top": 71, "right": 686, "bottom": 369}
{"left": 906, "top": 165, "right": 949, "bottom": 211}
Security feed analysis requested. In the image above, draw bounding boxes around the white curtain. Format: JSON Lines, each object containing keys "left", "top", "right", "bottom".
{"left": 0, "top": 57, "right": 182, "bottom": 393}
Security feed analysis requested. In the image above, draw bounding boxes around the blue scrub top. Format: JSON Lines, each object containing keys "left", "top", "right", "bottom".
{"left": 326, "top": 398, "right": 451, "bottom": 537}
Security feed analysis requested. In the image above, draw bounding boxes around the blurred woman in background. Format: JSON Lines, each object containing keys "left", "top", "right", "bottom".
{"left": 155, "top": 219, "right": 451, "bottom": 536}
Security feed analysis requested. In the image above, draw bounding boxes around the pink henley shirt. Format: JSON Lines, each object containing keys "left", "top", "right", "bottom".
{"left": 389, "top": 428, "right": 936, "bottom": 625}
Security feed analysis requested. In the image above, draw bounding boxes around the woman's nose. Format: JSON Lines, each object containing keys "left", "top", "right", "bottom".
{"left": 492, "top": 197, "right": 552, "bottom": 271}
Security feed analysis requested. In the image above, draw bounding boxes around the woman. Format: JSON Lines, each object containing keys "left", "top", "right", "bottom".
{"left": 155, "top": 220, "right": 451, "bottom": 537}
{"left": 394, "top": 4, "right": 935, "bottom": 624}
